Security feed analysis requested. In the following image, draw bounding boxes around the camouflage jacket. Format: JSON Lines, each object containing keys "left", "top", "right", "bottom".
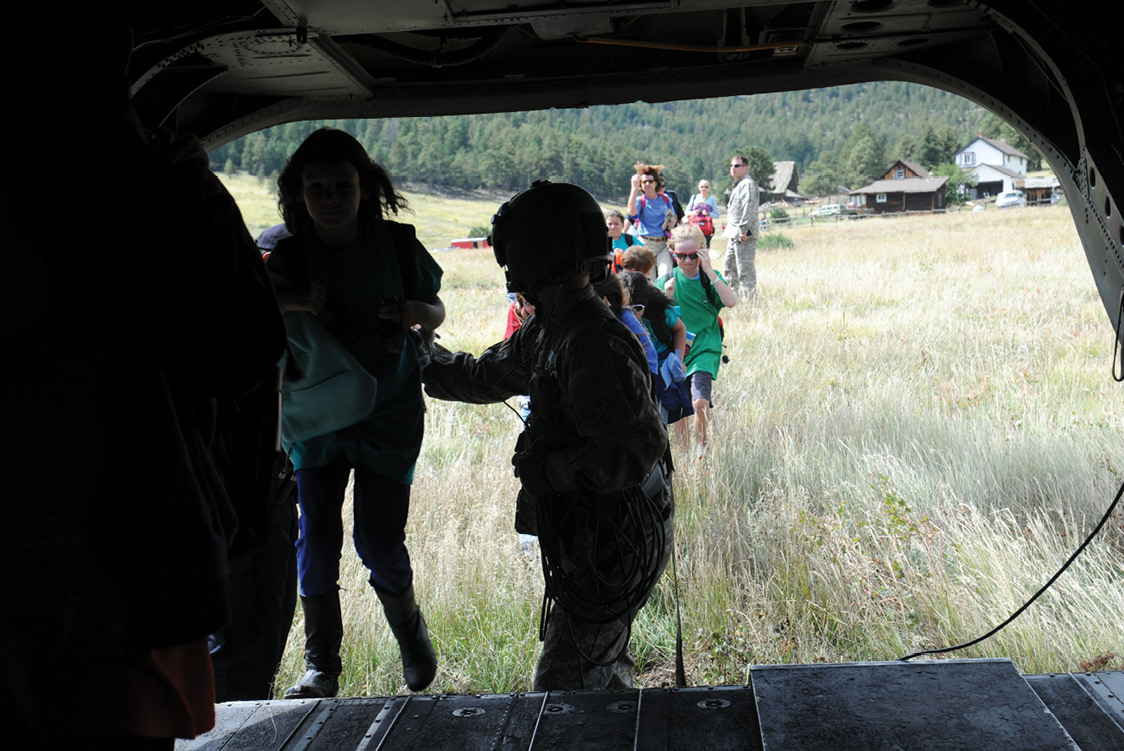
{"left": 423, "top": 286, "right": 667, "bottom": 508}
{"left": 724, "top": 174, "right": 759, "bottom": 238}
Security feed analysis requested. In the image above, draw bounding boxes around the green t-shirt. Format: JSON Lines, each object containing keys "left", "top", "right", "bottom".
{"left": 660, "top": 267, "right": 726, "bottom": 379}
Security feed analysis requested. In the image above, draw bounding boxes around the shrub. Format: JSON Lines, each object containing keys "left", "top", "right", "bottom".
{"left": 759, "top": 232, "right": 795, "bottom": 250}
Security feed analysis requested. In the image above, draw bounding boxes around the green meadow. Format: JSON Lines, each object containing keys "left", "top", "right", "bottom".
{"left": 217, "top": 173, "right": 1124, "bottom": 697}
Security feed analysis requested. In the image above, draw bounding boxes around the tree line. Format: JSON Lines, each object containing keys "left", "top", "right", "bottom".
{"left": 211, "top": 81, "right": 1041, "bottom": 203}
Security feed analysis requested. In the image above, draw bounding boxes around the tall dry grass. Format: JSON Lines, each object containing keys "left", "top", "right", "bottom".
{"left": 224, "top": 175, "right": 1123, "bottom": 697}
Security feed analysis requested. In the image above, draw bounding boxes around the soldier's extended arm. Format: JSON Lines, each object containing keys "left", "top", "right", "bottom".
{"left": 422, "top": 330, "right": 531, "bottom": 405}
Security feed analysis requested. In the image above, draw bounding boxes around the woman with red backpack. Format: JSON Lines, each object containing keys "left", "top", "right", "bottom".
{"left": 686, "top": 179, "right": 720, "bottom": 248}
{"left": 626, "top": 162, "right": 677, "bottom": 279}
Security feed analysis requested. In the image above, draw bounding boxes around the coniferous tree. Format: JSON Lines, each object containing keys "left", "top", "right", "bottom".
{"left": 842, "top": 121, "right": 887, "bottom": 186}
{"left": 209, "top": 82, "right": 1017, "bottom": 199}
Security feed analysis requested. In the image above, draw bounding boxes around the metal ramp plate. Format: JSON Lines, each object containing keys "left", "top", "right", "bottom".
{"left": 180, "top": 664, "right": 1124, "bottom": 750}
{"left": 1027, "top": 674, "right": 1124, "bottom": 751}
{"left": 1077, "top": 672, "right": 1124, "bottom": 731}
{"left": 750, "top": 658, "right": 1080, "bottom": 751}
{"left": 180, "top": 687, "right": 765, "bottom": 751}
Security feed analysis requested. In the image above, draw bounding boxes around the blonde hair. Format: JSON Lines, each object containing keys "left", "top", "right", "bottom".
{"left": 669, "top": 223, "right": 705, "bottom": 249}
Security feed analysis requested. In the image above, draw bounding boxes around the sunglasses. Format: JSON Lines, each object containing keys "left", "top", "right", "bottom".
{"left": 641, "top": 178, "right": 655, "bottom": 184}
{"left": 674, "top": 252, "right": 699, "bottom": 260}
{"left": 730, "top": 163, "right": 746, "bottom": 168}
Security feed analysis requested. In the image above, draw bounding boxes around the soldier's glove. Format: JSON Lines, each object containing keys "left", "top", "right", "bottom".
{"left": 409, "top": 327, "right": 437, "bottom": 368}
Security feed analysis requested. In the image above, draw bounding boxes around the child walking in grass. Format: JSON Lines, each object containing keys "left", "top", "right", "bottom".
{"left": 266, "top": 128, "right": 444, "bottom": 698}
{"left": 660, "top": 223, "right": 737, "bottom": 458}
{"left": 619, "top": 270, "right": 692, "bottom": 426}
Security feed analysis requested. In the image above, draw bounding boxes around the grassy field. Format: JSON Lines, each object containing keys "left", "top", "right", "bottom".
{"left": 217, "top": 172, "right": 1124, "bottom": 696}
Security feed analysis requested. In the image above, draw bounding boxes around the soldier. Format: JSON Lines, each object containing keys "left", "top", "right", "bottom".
{"left": 423, "top": 182, "right": 674, "bottom": 690}
{"left": 723, "top": 155, "right": 760, "bottom": 298}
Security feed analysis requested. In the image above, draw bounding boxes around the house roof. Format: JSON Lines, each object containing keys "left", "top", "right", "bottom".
{"left": 852, "top": 176, "right": 949, "bottom": 195}
{"left": 961, "top": 136, "right": 1030, "bottom": 160}
{"left": 897, "top": 159, "right": 930, "bottom": 178}
{"left": 771, "top": 161, "right": 798, "bottom": 193}
{"left": 969, "top": 162, "right": 1024, "bottom": 179}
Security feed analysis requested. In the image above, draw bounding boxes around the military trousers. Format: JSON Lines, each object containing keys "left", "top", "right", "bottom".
{"left": 722, "top": 235, "right": 757, "bottom": 298}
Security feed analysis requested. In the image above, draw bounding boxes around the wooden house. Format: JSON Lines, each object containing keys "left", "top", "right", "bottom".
{"left": 1016, "top": 176, "right": 1060, "bottom": 205}
{"left": 768, "top": 161, "right": 802, "bottom": 203}
{"left": 847, "top": 160, "right": 948, "bottom": 214}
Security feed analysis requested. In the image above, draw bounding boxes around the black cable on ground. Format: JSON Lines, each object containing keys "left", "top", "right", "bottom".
{"left": 899, "top": 476, "right": 1124, "bottom": 662}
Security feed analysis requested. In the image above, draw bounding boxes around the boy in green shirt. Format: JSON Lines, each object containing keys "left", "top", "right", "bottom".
{"left": 661, "top": 225, "right": 738, "bottom": 458}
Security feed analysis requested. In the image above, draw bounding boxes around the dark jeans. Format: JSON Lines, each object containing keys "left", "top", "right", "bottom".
{"left": 210, "top": 497, "right": 298, "bottom": 701}
{"left": 295, "top": 461, "right": 413, "bottom": 597}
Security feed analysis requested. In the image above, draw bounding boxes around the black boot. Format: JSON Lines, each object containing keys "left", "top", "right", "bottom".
{"left": 284, "top": 589, "right": 343, "bottom": 699}
{"left": 373, "top": 579, "right": 437, "bottom": 692}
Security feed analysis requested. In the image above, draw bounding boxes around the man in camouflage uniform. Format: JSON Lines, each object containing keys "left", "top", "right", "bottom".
{"left": 423, "top": 182, "right": 673, "bottom": 690}
{"left": 723, "top": 154, "right": 760, "bottom": 299}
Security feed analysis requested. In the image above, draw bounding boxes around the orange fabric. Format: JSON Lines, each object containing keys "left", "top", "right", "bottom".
{"left": 119, "top": 639, "right": 216, "bottom": 740}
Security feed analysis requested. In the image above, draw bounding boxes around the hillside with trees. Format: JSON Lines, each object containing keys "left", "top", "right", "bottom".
{"left": 212, "top": 81, "right": 1041, "bottom": 202}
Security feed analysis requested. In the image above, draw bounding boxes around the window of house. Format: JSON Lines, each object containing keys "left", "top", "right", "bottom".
{"left": 961, "top": 152, "right": 975, "bottom": 165}
{"left": 876, "top": 193, "right": 887, "bottom": 203}
{"left": 894, "top": 168, "right": 905, "bottom": 180}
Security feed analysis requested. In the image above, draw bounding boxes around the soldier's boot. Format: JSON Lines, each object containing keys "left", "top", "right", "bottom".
{"left": 284, "top": 589, "right": 343, "bottom": 699}
{"left": 373, "top": 578, "right": 437, "bottom": 692}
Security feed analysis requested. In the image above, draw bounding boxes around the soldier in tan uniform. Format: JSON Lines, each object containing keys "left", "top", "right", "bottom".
{"left": 723, "top": 154, "right": 760, "bottom": 298}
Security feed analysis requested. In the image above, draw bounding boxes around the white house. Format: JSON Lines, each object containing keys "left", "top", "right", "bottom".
{"left": 954, "top": 135, "right": 1030, "bottom": 198}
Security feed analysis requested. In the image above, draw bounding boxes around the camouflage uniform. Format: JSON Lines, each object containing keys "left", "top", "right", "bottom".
{"left": 424, "top": 285, "right": 673, "bottom": 690}
{"left": 723, "top": 174, "right": 759, "bottom": 298}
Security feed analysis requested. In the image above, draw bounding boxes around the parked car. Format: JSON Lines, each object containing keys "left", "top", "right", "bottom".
{"left": 811, "top": 204, "right": 843, "bottom": 218}
{"left": 995, "top": 190, "right": 1027, "bottom": 208}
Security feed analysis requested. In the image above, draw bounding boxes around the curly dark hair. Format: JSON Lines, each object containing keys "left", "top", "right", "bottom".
{"left": 633, "top": 162, "right": 667, "bottom": 192}
{"left": 277, "top": 128, "right": 408, "bottom": 234}
{"left": 619, "top": 270, "right": 674, "bottom": 347}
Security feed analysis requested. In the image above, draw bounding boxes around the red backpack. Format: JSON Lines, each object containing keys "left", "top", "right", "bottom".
{"left": 687, "top": 195, "right": 714, "bottom": 235}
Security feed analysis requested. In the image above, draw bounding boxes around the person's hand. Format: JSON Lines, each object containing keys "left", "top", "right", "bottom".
{"left": 280, "top": 280, "right": 326, "bottom": 314}
{"left": 630, "top": 173, "right": 641, "bottom": 189}
{"left": 408, "top": 327, "right": 436, "bottom": 368}
{"left": 378, "top": 298, "right": 414, "bottom": 330}
{"left": 698, "top": 249, "right": 716, "bottom": 278}
{"left": 379, "top": 298, "right": 441, "bottom": 330}
{"left": 664, "top": 276, "right": 677, "bottom": 301}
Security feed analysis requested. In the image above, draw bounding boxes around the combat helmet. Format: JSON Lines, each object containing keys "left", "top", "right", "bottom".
{"left": 490, "top": 181, "right": 610, "bottom": 299}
